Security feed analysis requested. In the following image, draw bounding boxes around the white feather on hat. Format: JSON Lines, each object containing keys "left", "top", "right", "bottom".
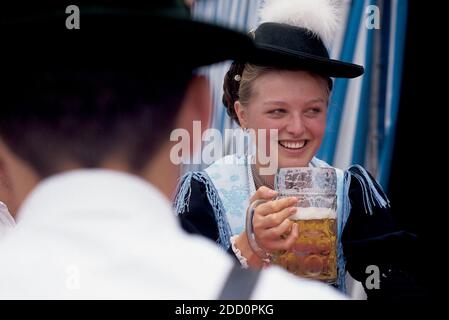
{"left": 259, "top": 0, "right": 342, "bottom": 49}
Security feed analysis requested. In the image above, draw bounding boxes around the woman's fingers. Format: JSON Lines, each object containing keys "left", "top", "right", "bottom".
{"left": 254, "top": 212, "right": 300, "bottom": 252}
{"left": 278, "top": 222, "right": 300, "bottom": 251}
{"left": 249, "top": 188, "right": 299, "bottom": 254}
{"left": 255, "top": 197, "right": 297, "bottom": 217}
{"left": 258, "top": 223, "right": 300, "bottom": 252}
{"left": 267, "top": 215, "right": 295, "bottom": 239}
{"left": 250, "top": 186, "right": 277, "bottom": 203}
{"left": 254, "top": 206, "right": 296, "bottom": 230}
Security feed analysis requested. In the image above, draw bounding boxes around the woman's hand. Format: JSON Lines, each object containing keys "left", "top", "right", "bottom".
{"left": 233, "top": 186, "right": 299, "bottom": 268}
{"left": 250, "top": 186, "right": 299, "bottom": 253}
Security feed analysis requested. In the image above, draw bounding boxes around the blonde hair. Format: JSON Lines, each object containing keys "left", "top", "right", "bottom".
{"left": 222, "top": 63, "right": 331, "bottom": 126}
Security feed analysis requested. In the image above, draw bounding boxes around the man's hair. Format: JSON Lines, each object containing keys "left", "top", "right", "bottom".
{"left": 0, "top": 70, "right": 192, "bottom": 177}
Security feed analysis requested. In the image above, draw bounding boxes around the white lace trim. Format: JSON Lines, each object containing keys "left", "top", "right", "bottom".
{"left": 230, "top": 235, "right": 249, "bottom": 269}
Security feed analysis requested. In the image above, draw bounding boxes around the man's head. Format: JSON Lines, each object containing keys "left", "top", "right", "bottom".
{"left": 0, "top": 2, "right": 253, "bottom": 213}
{"left": 1, "top": 71, "right": 193, "bottom": 176}
{"left": 0, "top": 70, "right": 209, "bottom": 206}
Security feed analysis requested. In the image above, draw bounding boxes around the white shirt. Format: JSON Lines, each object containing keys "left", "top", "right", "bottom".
{"left": 0, "top": 201, "right": 15, "bottom": 240}
{"left": 0, "top": 169, "right": 345, "bottom": 299}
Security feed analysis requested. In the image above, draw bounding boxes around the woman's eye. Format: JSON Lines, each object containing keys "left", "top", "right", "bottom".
{"left": 305, "top": 108, "right": 322, "bottom": 116}
{"left": 268, "top": 108, "right": 286, "bottom": 115}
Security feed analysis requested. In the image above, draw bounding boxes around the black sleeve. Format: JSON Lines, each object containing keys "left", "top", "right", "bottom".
{"left": 342, "top": 168, "right": 425, "bottom": 300}
{"left": 177, "top": 178, "right": 238, "bottom": 259}
{"left": 178, "top": 178, "right": 220, "bottom": 242}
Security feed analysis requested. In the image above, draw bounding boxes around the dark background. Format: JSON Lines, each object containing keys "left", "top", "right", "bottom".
{"left": 388, "top": 0, "right": 443, "bottom": 299}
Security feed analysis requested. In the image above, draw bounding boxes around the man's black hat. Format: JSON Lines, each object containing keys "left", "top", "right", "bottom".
{"left": 2, "top": 1, "right": 254, "bottom": 70}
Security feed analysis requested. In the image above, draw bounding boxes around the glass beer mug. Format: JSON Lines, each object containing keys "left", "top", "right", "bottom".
{"left": 246, "top": 167, "right": 338, "bottom": 283}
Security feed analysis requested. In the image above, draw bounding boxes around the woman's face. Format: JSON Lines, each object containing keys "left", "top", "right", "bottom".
{"left": 235, "top": 70, "right": 328, "bottom": 169}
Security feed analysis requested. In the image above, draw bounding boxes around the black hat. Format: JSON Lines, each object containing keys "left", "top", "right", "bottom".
{"left": 2, "top": 1, "right": 254, "bottom": 70}
{"left": 251, "top": 22, "right": 364, "bottom": 78}
{"left": 247, "top": 0, "right": 364, "bottom": 78}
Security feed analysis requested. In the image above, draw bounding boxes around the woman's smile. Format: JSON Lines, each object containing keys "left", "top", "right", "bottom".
{"left": 278, "top": 139, "right": 310, "bottom": 157}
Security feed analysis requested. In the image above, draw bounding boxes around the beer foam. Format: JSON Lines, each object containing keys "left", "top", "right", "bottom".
{"left": 289, "top": 207, "right": 336, "bottom": 220}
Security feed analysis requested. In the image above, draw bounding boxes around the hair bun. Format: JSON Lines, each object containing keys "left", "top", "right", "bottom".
{"left": 222, "top": 61, "right": 245, "bottom": 124}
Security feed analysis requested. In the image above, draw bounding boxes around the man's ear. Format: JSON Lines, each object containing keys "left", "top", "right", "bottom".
{"left": 0, "top": 157, "right": 17, "bottom": 217}
{"left": 174, "top": 75, "right": 211, "bottom": 152}
{"left": 234, "top": 101, "right": 248, "bottom": 128}
{"left": 0, "top": 139, "right": 40, "bottom": 216}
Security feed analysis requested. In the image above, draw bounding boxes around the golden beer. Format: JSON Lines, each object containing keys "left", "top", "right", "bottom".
{"left": 271, "top": 208, "right": 338, "bottom": 283}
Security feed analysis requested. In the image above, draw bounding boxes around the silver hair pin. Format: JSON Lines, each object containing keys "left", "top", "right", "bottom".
{"left": 234, "top": 74, "right": 241, "bottom": 82}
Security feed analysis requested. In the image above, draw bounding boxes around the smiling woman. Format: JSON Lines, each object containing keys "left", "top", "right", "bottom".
{"left": 234, "top": 68, "right": 329, "bottom": 171}
{"left": 174, "top": 0, "right": 423, "bottom": 300}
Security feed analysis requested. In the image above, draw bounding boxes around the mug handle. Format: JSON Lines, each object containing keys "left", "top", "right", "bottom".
{"left": 245, "top": 199, "right": 272, "bottom": 264}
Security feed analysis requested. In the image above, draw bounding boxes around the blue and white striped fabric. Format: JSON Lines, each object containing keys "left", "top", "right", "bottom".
{"left": 190, "top": 0, "right": 407, "bottom": 192}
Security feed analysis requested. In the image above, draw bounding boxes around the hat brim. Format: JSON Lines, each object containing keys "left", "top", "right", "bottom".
{"left": 250, "top": 44, "right": 364, "bottom": 78}
{"left": 3, "top": 12, "right": 254, "bottom": 71}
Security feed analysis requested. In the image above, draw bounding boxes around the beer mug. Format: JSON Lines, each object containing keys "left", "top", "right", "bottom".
{"left": 246, "top": 167, "right": 338, "bottom": 283}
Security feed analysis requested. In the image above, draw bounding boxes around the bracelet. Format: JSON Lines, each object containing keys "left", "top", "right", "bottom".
{"left": 230, "top": 235, "right": 249, "bottom": 269}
